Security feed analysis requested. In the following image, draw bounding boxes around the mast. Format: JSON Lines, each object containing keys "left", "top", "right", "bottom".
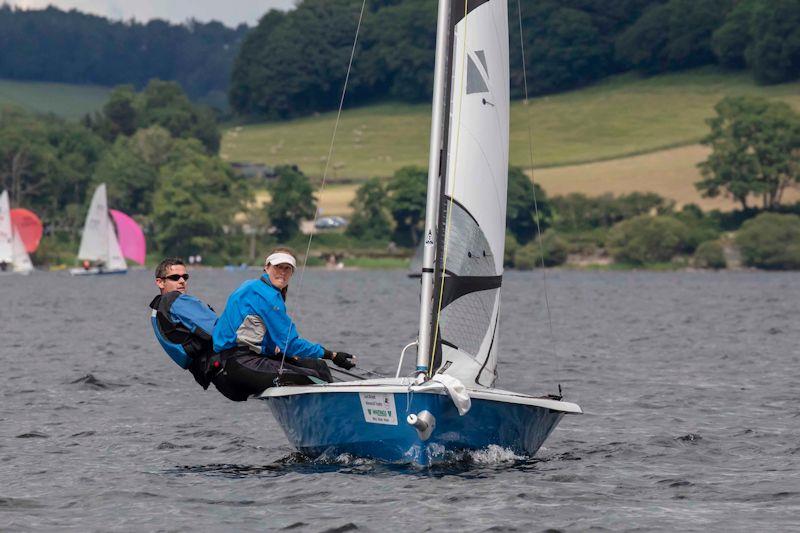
{"left": 416, "top": 0, "right": 453, "bottom": 376}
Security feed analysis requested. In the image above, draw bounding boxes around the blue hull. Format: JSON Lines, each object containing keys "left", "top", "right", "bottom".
{"left": 263, "top": 390, "right": 565, "bottom": 465}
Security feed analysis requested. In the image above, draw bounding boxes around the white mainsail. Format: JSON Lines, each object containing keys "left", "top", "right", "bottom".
{"left": 77, "top": 184, "right": 111, "bottom": 262}
{"left": 424, "top": 0, "right": 509, "bottom": 387}
{"left": 0, "top": 190, "right": 33, "bottom": 273}
{"left": 77, "top": 183, "right": 126, "bottom": 270}
{"left": 105, "top": 218, "right": 128, "bottom": 271}
{"left": 0, "top": 190, "right": 13, "bottom": 265}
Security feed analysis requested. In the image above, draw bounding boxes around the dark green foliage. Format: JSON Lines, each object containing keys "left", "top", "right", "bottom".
{"left": 231, "top": 0, "right": 666, "bottom": 117}
{"left": 346, "top": 177, "right": 393, "bottom": 240}
{"left": 735, "top": 212, "right": 800, "bottom": 269}
{"left": 673, "top": 204, "right": 721, "bottom": 253}
{"left": 507, "top": 167, "right": 552, "bottom": 244}
{"left": 87, "top": 81, "right": 221, "bottom": 154}
{"left": 0, "top": 5, "right": 248, "bottom": 101}
{"left": 229, "top": 0, "right": 369, "bottom": 119}
{"left": 608, "top": 215, "right": 690, "bottom": 264}
{"left": 266, "top": 165, "right": 318, "bottom": 240}
{"left": 512, "top": 3, "right": 612, "bottom": 96}
{"left": 693, "top": 240, "right": 727, "bottom": 269}
{"left": 504, "top": 232, "right": 519, "bottom": 268}
{"left": 152, "top": 139, "right": 251, "bottom": 260}
{"left": 386, "top": 165, "right": 427, "bottom": 246}
{"left": 512, "top": 231, "right": 568, "bottom": 269}
{"left": 697, "top": 96, "right": 800, "bottom": 210}
{"left": 713, "top": 0, "right": 800, "bottom": 84}
{"left": 712, "top": 0, "right": 758, "bottom": 69}
{"left": 359, "top": 0, "right": 438, "bottom": 102}
{"left": 615, "top": 0, "right": 734, "bottom": 73}
{"left": 0, "top": 106, "right": 105, "bottom": 226}
{"left": 552, "top": 191, "right": 670, "bottom": 231}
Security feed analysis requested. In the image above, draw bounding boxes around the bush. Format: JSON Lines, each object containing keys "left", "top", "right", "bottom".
{"left": 693, "top": 240, "right": 727, "bottom": 269}
{"left": 735, "top": 213, "right": 800, "bottom": 269}
{"left": 512, "top": 232, "right": 568, "bottom": 270}
{"left": 608, "top": 215, "right": 690, "bottom": 265}
{"left": 504, "top": 232, "right": 519, "bottom": 268}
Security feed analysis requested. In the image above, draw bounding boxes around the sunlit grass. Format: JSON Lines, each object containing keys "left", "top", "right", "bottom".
{"left": 0, "top": 79, "right": 110, "bottom": 120}
{"left": 222, "top": 68, "right": 800, "bottom": 178}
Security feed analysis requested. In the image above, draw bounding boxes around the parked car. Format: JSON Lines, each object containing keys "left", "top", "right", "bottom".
{"left": 315, "top": 216, "right": 348, "bottom": 229}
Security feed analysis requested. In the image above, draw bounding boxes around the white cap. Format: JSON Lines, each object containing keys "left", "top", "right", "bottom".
{"left": 265, "top": 252, "right": 296, "bottom": 269}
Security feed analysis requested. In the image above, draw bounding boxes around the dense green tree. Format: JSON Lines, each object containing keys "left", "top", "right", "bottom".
{"left": 693, "top": 240, "right": 727, "bottom": 269}
{"left": 615, "top": 0, "right": 734, "bottom": 73}
{"left": 746, "top": 0, "right": 800, "bottom": 84}
{"left": 506, "top": 167, "right": 552, "bottom": 244}
{"left": 696, "top": 96, "right": 800, "bottom": 210}
{"left": 0, "top": 107, "right": 104, "bottom": 225}
{"left": 735, "top": 212, "right": 800, "bottom": 269}
{"left": 0, "top": 5, "right": 248, "bottom": 101}
{"left": 346, "top": 177, "right": 392, "bottom": 240}
{"left": 229, "top": 0, "right": 367, "bottom": 119}
{"left": 552, "top": 191, "right": 669, "bottom": 231}
{"left": 92, "top": 137, "right": 158, "bottom": 216}
{"left": 608, "top": 215, "right": 690, "bottom": 264}
{"left": 713, "top": 0, "right": 800, "bottom": 84}
{"left": 386, "top": 165, "right": 427, "bottom": 246}
{"left": 137, "top": 80, "right": 221, "bottom": 154}
{"left": 265, "top": 165, "right": 317, "bottom": 240}
{"left": 152, "top": 139, "right": 250, "bottom": 259}
{"left": 513, "top": 231, "right": 568, "bottom": 269}
{"left": 712, "top": 0, "right": 758, "bottom": 69}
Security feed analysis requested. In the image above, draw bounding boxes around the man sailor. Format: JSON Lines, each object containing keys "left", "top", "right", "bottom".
{"left": 211, "top": 247, "right": 358, "bottom": 401}
{"left": 149, "top": 257, "right": 220, "bottom": 390}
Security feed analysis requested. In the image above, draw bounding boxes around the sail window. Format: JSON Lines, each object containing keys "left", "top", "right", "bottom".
{"left": 466, "top": 55, "right": 489, "bottom": 94}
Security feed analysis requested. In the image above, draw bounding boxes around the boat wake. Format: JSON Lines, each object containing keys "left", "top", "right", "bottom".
{"left": 168, "top": 446, "right": 539, "bottom": 479}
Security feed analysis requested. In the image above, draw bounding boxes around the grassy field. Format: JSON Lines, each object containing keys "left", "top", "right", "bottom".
{"left": 222, "top": 68, "right": 800, "bottom": 179}
{"left": 0, "top": 79, "right": 110, "bottom": 120}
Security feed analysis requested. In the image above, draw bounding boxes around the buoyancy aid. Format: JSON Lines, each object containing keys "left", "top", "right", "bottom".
{"left": 149, "top": 292, "right": 219, "bottom": 389}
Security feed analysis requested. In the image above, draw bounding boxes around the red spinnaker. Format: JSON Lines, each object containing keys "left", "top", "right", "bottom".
{"left": 10, "top": 208, "right": 43, "bottom": 253}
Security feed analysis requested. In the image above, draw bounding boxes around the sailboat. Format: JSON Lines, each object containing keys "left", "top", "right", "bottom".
{"left": 260, "top": 0, "right": 581, "bottom": 465}
{"left": 0, "top": 190, "right": 34, "bottom": 275}
{"left": 70, "top": 184, "right": 129, "bottom": 276}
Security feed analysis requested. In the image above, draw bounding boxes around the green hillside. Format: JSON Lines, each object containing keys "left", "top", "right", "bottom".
{"left": 222, "top": 68, "right": 800, "bottom": 178}
{"left": 0, "top": 79, "right": 110, "bottom": 120}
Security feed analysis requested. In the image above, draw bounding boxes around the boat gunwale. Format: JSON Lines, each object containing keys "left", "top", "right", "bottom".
{"left": 258, "top": 380, "right": 583, "bottom": 414}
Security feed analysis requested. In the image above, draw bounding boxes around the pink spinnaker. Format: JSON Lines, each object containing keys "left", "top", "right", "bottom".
{"left": 109, "top": 209, "right": 146, "bottom": 265}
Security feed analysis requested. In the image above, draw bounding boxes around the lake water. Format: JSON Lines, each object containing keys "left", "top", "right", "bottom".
{"left": 1, "top": 269, "right": 798, "bottom": 531}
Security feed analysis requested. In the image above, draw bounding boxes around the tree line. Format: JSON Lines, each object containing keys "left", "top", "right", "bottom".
{"left": 0, "top": 81, "right": 253, "bottom": 264}
{"left": 0, "top": 5, "right": 248, "bottom": 105}
{"left": 231, "top": 0, "right": 800, "bottom": 119}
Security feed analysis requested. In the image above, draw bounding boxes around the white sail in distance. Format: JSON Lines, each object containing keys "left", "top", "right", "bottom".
{"left": 105, "top": 218, "right": 127, "bottom": 271}
{"left": 0, "top": 190, "right": 13, "bottom": 264}
{"left": 77, "top": 184, "right": 112, "bottom": 263}
{"left": 434, "top": 0, "right": 509, "bottom": 387}
{"left": 12, "top": 227, "right": 33, "bottom": 273}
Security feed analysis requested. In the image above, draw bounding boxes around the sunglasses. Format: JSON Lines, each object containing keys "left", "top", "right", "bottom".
{"left": 161, "top": 273, "right": 190, "bottom": 281}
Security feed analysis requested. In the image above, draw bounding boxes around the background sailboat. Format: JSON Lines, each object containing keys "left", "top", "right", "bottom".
{"left": 260, "top": 0, "right": 581, "bottom": 465}
{"left": 70, "top": 183, "right": 129, "bottom": 276}
{"left": 0, "top": 190, "right": 34, "bottom": 275}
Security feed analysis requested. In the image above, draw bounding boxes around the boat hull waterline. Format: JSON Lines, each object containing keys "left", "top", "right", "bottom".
{"left": 261, "top": 380, "right": 580, "bottom": 465}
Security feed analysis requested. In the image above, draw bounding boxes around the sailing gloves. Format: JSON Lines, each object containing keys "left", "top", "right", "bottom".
{"left": 324, "top": 349, "right": 357, "bottom": 370}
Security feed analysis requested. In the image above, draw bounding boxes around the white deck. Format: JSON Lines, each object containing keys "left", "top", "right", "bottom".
{"left": 259, "top": 377, "right": 583, "bottom": 414}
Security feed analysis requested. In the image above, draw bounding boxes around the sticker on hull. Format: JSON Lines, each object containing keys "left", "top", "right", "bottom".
{"left": 359, "top": 392, "right": 398, "bottom": 425}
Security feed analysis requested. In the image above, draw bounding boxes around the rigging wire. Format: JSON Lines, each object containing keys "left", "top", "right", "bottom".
{"left": 428, "top": 0, "right": 470, "bottom": 378}
{"left": 278, "top": 0, "right": 368, "bottom": 377}
{"left": 516, "top": 0, "right": 563, "bottom": 396}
